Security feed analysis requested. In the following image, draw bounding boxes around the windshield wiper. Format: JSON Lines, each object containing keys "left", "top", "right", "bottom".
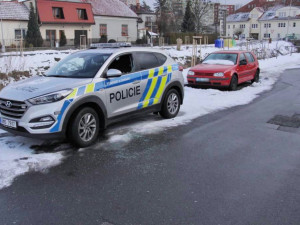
{"left": 47, "top": 75, "right": 69, "bottom": 78}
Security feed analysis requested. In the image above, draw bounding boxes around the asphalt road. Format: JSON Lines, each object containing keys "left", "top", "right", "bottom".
{"left": 1, "top": 68, "right": 300, "bottom": 225}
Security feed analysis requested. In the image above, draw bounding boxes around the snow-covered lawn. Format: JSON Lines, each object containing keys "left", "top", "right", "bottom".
{"left": 0, "top": 42, "right": 299, "bottom": 190}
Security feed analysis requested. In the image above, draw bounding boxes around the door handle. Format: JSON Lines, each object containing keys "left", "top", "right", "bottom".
{"left": 132, "top": 80, "right": 141, "bottom": 84}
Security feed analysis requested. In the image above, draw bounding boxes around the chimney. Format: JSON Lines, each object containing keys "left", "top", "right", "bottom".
{"left": 136, "top": 0, "right": 140, "bottom": 11}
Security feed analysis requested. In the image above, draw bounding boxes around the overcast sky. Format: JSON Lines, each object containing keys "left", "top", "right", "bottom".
{"left": 142, "top": 0, "right": 252, "bottom": 9}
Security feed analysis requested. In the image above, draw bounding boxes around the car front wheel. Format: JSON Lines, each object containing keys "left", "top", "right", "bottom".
{"left": 229, "top": 75, "right": 238, "bottom": 91}
{"left": 68, "top": 107, "right": 99, "bottom": 148}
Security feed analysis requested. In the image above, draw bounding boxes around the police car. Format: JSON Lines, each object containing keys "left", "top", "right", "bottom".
{"left": 0, "top": 44, "right": 184, "bottom": 147}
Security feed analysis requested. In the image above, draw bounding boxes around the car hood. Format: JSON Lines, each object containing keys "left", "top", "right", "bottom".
{"left": 191, "top": 64, "right": 235, "bottom": 73}
{"left": 0, "top": 76, "right": 93, "bottom": 101}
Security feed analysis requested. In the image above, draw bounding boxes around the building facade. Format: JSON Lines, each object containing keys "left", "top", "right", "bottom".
{"left": 227, "top": 6, "right": 300, "bottom": 40}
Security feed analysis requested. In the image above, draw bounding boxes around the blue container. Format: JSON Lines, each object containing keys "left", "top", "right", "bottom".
{"left": 214, "top": 39, "right": 224, "bottom": 48}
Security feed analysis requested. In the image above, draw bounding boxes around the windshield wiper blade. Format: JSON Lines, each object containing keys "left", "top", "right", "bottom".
{"left": 47, "top": 75, "right": 69, "bottom": 78}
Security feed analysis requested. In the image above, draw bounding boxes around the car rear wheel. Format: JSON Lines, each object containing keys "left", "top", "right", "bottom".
{"left": 251, "top": 70, "right": 260, "bottom": 83}
{"left": 68, "top": 107, "right": 99, "bottom": 148}
{"left": 160, "top": 89, "right": 181, "bottom": 119}
{"left": 229, "top": 75, "right": 238, "bottom": 91}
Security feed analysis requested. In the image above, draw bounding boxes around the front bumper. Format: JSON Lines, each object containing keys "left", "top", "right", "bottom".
{"left": 187, "top": 76, "right": 230, "bottom": 86}
{"left": 0, "top": 100, "right": 67, "bottom": 138}
{"left": 0, "top": 124, "right": 65, "bottom": 140}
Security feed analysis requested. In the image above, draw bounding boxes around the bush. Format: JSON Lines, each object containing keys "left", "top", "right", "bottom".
{"left": 108, "top": 39, "right": 116, "bottom": 43}
{"left": 99, "top": 35, "right": 107, "bottom": 43}
{"left": 59, "top": 31, "right": 67, "bottom": 47}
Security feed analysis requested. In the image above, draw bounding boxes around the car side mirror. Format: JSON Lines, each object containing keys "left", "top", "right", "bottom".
{"left": 239, "top": 59, "right": 247, "bottom": 66}
{"left": 106, "top": 69, "right": 122, "bottom": 78}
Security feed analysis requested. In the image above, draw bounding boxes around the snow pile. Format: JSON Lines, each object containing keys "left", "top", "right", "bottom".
{"left": 203, "top": 60, "right": 235, "bottom": 65}
{"left": 0, "top": 136, "right": 64, "bottom": 189}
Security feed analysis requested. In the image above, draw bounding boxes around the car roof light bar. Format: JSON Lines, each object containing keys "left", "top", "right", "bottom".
{"left": 90, "top": 42, "right": 132, "bottom": 49}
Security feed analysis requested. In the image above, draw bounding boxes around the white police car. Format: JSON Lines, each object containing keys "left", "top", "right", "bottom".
{"left": 0, "top": 44, "right": 184, "bottom": 147}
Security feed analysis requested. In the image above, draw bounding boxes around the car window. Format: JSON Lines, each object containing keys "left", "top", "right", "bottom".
{"left": 245, "top": 52, "right": 255, "bottom": 62}
{"left": 203, "top": 53, "right": 238, "bottom": 65}
{"left": 108, "top": 54, "right": 134, "bottom": 74}
{"left": 46, "top": 52, "right": 111, "bottom": 78}
{"left": 239, "top": 53, "right": 246, "bottom": 63}
{"left": 135, "top": 52, "right": 160, "bottom": 70}
{"left": 154, "top": 53, "right": 167, "bottom": 65}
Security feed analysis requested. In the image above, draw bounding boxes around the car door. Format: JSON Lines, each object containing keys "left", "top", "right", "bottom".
{"left": 104, "top": 53, "right": 141, "bottom": 118}
{"left": 245, "top": 52, "right": 257, "bottom": 81}
{"left": 236, "top": 53, "right": 248, "bottom": 83}
{"left": 134, "top": 52, "right": 170, "bottom": 109}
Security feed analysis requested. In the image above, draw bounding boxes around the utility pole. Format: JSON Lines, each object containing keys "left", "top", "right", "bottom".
{"left": 150, "top": 16, "right": 153, "bottom": 47}
{"left": 1, "top": 18, "right": 6, "bottom": 53}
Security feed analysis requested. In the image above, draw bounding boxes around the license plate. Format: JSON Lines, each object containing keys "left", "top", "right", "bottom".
{"left": 1, "top": 118, "right": 17, "bottom": 129}
{"left": 196, "top": 78, "right": 209, "bottom": 82}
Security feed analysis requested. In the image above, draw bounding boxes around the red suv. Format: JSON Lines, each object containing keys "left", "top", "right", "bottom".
{"left": 187, "top": 51, "right": 260, "bottom": 90}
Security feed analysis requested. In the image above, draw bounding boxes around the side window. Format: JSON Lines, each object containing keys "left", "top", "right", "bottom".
{"left": 135, "top": 52, "right": 160, "bottom": 71}
{"left": 245, "top": 52, "right": 255, "bottom": 62}
{"left": 108, "top": 54, "right": 134, "bottom": 74}
{"left": 154, "top": 53, "right": 167, "bottom": 65}
{"left": 239, "top": 53, "right": 246, "bottom": 64}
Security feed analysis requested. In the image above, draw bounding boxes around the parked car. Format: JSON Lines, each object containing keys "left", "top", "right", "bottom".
{"left": 187, "top": 50, "right": 260, "bottom": 90}
{"left": 0, "top": 45, "right": 184, "bottom": 147}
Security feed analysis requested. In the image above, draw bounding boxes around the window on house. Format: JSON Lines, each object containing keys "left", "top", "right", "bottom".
{"left": 15, "top": 29, "right": 26, "bottom": 39}
{"left": 293, "top": 22, "right": 296, "bottom": 27}
{"left": 228, "top": 25, "right": 230, "bottom": 29}
{"left": 278, "top": 22, "right": 286, "bottom": 27}
{"left": 77, "top": 9, "right": 88, "bottom": 20}
{"left": 46, "top": 30, "right": 56, "bottom": 41}
{"left": 146, "top": 16, "right": 152, "bottom": 22}
{"left": 100, "top": 24, "right": 107, "bottom": 36}
{"left": 264, "top": 33, "right": 270, "bottom": 38}
{"left": 251, "top": 24, "right": 258, "bottom": 28}
{"left": 279, "top": 12, "right": 286, "bottom": 17}
{"left": 52, "top": 7, "right": 64, "bottom": 19}
{"left": 122, "top": 24, "right": 128, "bottom": 36}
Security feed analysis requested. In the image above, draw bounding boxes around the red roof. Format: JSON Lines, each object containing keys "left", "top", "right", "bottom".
{"left": 37, "top": 0, "right": 95, "bottom": 24}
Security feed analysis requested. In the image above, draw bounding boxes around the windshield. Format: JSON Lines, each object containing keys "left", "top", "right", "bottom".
{"left": 46, "top": 52, "right": 111, "bottom": 78}
{"left": 203, "top": 53, "right": 238, "bottom": 65}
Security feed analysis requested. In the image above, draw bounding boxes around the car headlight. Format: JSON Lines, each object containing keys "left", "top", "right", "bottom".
{"left": 28, "top": 89, "right": 73, "bottom": 105}
{"left": 188, "top": 71, "right": 195, "bottom": 76}
{"left": 213, "top": 72, "right": 224, "bottom": 77}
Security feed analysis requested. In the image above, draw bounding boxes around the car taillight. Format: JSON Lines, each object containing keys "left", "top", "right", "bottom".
{"left": 179, "top": 66, "right": 183, "bottom": 72}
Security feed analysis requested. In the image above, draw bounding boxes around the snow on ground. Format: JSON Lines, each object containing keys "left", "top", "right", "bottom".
{"left": 0, "top": 136, "right": 64, "bottom": 189}
{"left": 0, "top": 41, "right": 299, "bottom": 190}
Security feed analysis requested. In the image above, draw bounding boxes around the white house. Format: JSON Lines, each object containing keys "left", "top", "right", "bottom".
{"left": 82, "top": 0, "right": 138, "bottom": 43}
{"left": 0, "top": 1, "right": 29, "bottom": 47}
{"left": 227, "top": 6, "right": 300, "bottom": 40}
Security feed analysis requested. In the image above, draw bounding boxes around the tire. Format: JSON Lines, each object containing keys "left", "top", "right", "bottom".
{"left": 251, "top": 70, "right": 260, "bottom": 83}
{"left": 160, "top": 89, "right": 181, "bottom": 119}
{"left": 229, "top": 75, "right": 238, "bottom": 91}
{"left": 68, "top": 107, "right": 99, "bottom": 148}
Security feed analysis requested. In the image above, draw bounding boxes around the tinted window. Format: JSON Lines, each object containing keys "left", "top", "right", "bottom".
{"left": 154, "top": 53, "right": 167, "bottom": 65}
{"left": 245, "top": 52, "right": 255, "bottom": 62}
{"left": 135, "top": 52, "right": 160, "bottom": 70}
{"left": 108, "top": 54, "right": 134, "bottom": 74}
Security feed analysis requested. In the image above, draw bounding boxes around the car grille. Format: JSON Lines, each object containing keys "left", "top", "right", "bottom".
{"left": 0, "top": 98, "right": 28, "bottom": 119}
{"left": 195, "top": 72, "right": 214, "bottom": 76}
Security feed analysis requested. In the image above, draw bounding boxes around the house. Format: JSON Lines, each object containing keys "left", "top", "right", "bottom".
{"left": 22, "top": 0, "right": 95, "bottom": 47}
{"left": 227, "top": 6, "right": 300, "bottom": 40}
{"left": 81, "top": 0, "right": 138, "bottom": 43}
{"left": 236, "top": 0, "right": 300, "bottom": 13}
{"left": 0, "top": 1, "right": 29, "bottom": 47}
{"left": 130, "top": 2, "right": 157, "bottom": 41}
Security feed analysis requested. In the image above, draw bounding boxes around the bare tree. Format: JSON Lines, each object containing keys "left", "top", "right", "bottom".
{"left": 190, "top": 0, "right": 211, "bottom": 33}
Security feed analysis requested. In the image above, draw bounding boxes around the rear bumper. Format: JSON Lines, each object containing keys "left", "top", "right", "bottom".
{"left": 187, "top": 76, "right": 230, "bottom": 87}
{"left": 0, "top": 124, "right": 65, "bottom": 140}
